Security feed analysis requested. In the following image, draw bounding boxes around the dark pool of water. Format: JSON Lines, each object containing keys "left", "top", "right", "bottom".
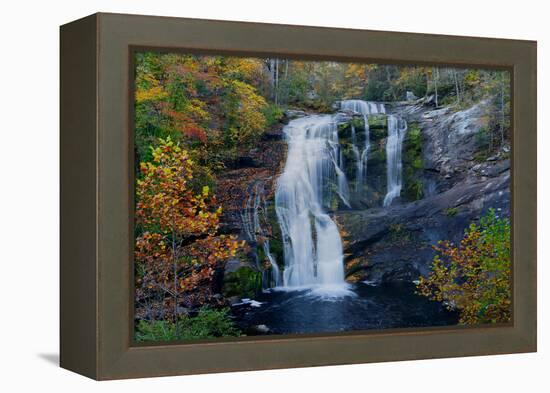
{"left": 231, "top": 282, "right": 459, "bottom": 335}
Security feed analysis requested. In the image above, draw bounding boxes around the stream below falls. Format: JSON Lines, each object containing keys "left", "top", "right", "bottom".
{"left": 232, "top": 282, "right": 459, "bottom": 335}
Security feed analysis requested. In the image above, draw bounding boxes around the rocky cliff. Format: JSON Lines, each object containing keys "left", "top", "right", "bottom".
{"left": 335, "top": 99, "right": 510, "bottom": 283}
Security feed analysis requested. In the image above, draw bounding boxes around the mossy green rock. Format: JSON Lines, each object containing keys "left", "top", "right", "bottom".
{"left": 402, "top": 122, "right": 424, "bottom": 202}
{"left": 265, "top": 203, "right": 285, "bottom": 268}
{"left": 222, "top": 267, "right": 262, "bottom": 298}
{"left": 368, "top": 114, "right": 387, "bottom": 130}
{"left": 333, "top": 114, "right": 389, "bottom": 208}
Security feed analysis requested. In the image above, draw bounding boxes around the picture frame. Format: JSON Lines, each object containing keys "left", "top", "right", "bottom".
{"left": 60, "top": 12, "right": 537, "bottom": 380}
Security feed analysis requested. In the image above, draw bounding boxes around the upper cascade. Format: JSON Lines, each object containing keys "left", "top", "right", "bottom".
{"left": 339, "top": 100, "right": 386, "bottom": 192}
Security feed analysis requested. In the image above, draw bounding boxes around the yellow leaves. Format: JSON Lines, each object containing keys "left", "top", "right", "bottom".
{"left": 223, "top": 57, "right": 264, "bottom": 82}
{"left": 229, "top": 79, "right": 267, "bottom": 144}
{"left": 202, "top": 185, "right": 209, "bottom": 197}
{"left": 186, "top": 98, "right": 210, "bottom": 123}
{"left": 464, "top": 70, "right": 481, "bottom": 90}
{"left": 136, "top": 85, "right": 168, "bottom": 103}
{"left": 135, "top": 68, "right": 167, "bottom": 103}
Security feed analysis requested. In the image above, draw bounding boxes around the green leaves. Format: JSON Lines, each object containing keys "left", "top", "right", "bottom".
{"left": 135, "top": 307, "right": 240, "bottom": 342}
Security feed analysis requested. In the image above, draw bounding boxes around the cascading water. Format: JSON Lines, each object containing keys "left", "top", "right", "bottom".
{"left": 340, "top": 100, "right": 386, "bottom": 191}
{"left": 275, "top": 115, "right": 349, "bottom": 294}
{"left": 263, "top": 102, "right": 406, "bottom": 293}
{"left": 383, "top": 115, "right": 408, "bottom": 207}
{"left": 241, "top": 182, "right": 280, "bottom": 287}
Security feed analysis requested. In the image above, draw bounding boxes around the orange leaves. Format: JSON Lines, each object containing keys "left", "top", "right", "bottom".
{"left": 136, "top": 137, "right": 218, "bottom": 236}
{"left": 161, "top": 102, "right": 209, "bottom": 143}
{"left": 135, "top": 137, "right": 245, "bottom": 317}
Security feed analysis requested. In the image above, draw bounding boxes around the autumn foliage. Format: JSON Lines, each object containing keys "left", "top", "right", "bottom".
{"left": 133, "top": 52, "right": 512, "bottom": 340}
{"left": 134, "top": 53, "right": 269, "bottom": 171}
{"left": 135, "top": 137, "right": 243, "bottom": 321}
{"left": 417, "top": 209, "right": 511, "bottom": 324}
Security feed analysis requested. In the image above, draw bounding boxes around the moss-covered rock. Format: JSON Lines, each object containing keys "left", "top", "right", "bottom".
{"left": 222, "top": 267, "right": 262, "bottom": 298}
{"left": 338, "top": 116, "right": 368, "bottom": 142}
{"left": 370, "top": 127, "right": 387, "bottom": 141}
{"left": 333, "top": 114, "right": 389, "bottom": 208}
{"left": 368, "top": 144, "right": 386, "bottom": 165}
{"left": 402, "top": 122, "right": 424, "bottom": 202}
{"left": 351, "top": 116, "right": 365, "bottom": 130}
{"left": 265, "top": 203, "right": 285, "bottom": 269}
{"left": 337, "top": 122, "right": 351, "bottom": 138}
{"left": 368, "top": 114, "right": 387, "bottom": 130}
{"left": 352, "top": 138, "right": 387, "bottom": 207}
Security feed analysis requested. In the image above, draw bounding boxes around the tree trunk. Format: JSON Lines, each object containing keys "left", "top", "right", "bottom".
{"left": 284, "top": 59, "right": 289, "bottom": 79}
{"left": 453, "top": 69, "right": 460, "bottom": 104}
{"left": 274, "top": 59, "right": 279, "bottom": 105}
{"left": 500, "top": 80, "right": 505, "bottom": 146}
{"left": 433, "top": 67, "right": 439, "bottom": 107}
{"left": 425, "top": 70, "right": 429, "bottom": 98}
{"left": 269, "top": 59, "right": 276, "bottom": 101}
{"left": 172, "top": 230, "right": 178, "bottom": 327}
{"left": 385, "top": 66, "right": 393, "bottom": 99}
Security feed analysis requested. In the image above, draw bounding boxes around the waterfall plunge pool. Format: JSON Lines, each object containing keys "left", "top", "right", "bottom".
{"left": 231, "top": 281, "right": 459, "bottom": 336}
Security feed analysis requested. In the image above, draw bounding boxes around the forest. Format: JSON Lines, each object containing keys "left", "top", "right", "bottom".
{"left": 134, "top": 52, "right": 511, "bottom": 341}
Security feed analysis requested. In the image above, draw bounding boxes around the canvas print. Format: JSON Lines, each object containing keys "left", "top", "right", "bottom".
{"left": 133, "top": 52, "right": 511, "bottom": 342}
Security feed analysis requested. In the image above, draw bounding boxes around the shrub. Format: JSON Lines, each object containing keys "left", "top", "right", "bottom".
{"left": 475, "top": 127, "right": 490, "bottom": 151}
{"left": 403, "top": 179, "right": 423, "bottom": 201}
{"left": 135, "top": 307, "right": 241, "bottom": 342}
{"left": 262, "top": 103, "right": 284, "bottom": 127}
{"left": 135, "top": 319, "right": 179, "bottom": 342}
{"left": 417, "top": 209, "right": 511, "bottom": 324}
{"left": 444, "top": 207, "right": 459, "bottom": 216}
{"left": 388, "top": 223, "right": 411, "bottom": 243}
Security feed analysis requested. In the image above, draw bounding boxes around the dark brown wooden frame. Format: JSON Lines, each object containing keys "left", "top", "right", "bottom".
{"left": 60, "top": 12, "right": 537, "bottom": 380}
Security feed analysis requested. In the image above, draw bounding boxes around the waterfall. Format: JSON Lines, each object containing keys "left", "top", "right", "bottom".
{"left": 349, "top": 123, "right": 361, "bottom": 191}
{"left": 275, "top": 115, "right": 349, "bottom": 293}
{"left": 339, "top": 100, "right": 406, "bottom": 207}
{"left": 241, "top": 182, "right": 280, "bottom": 287}
{"left": 383, "top": 115, "right": 408, "bottom": 207}
{"left": 326, "top": 121, "right": 351, "bottom": 208}
{"left": 340, "top": 100, "right": 385, "bottom": 191}
{"left": 268, "top": 102, "right": 406, "bottom": 293}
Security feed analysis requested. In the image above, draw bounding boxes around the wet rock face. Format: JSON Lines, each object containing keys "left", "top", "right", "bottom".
{"left": 337, "top": 170, "right": 510, "bottom": 284}
{"left": 334, "top": 113, "right": 388, "bottom": 209}
{"left": 393, "top": 99, "right": 495, "bottom": 193}
{"left": 337, "top": 100, "right": 510, "bottom": 284}
{"left": 215, "top": 122, "right": 287, "bottom": 235}
{"left": 214, "top": 121, "right": 288, "bottom": 296}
